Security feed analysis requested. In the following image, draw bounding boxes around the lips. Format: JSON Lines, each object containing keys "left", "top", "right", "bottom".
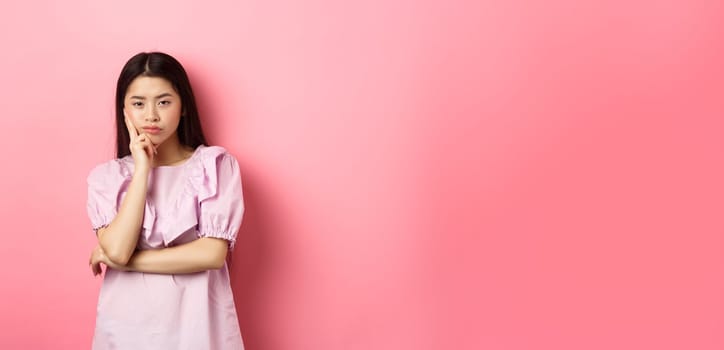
{"left": 142, "top": 126, "right": 161, "bottom": 135}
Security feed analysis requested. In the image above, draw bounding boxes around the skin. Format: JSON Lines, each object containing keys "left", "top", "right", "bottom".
{"left": 89, "top": 76, "right": 228, "bottom": 276}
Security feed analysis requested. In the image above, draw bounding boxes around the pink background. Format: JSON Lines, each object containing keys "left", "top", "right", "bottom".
{"left": 0, "top": 1, "right": 722, "bottom": 349}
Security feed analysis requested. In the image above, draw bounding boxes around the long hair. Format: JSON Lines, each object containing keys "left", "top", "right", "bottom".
{"left": 115, "top": 52, "right": 207, "bottom": 158}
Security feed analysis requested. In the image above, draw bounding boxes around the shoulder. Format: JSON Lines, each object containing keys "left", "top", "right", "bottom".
{"left": 194, "top": 145, "right": 239, "bottom": 168}
{"left": 189, "top": 145, "right": 241, "bottom": 201}
{"left": 87, "top": 158, "right": 132, "bottom": 184}
{"left": 195, "top": 145, "right": 233, "bottom": 158}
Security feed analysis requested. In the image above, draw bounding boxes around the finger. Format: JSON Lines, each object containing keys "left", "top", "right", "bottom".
{"left": 132, "top": 134, "right": 149, "bottom": 153}
{"left": 124, "top": 115, "right": 139, "bottom": 138}
{"left": 150, "top": 139, "right": 158, "bottom": 154}
{"left": 90, "top": 260, "right": 100, "bottom": 275}
{"left": 135, "top": 133, "right": 145, "bottom": 146}
{"left": 137, "top": 134, "right": 154, "bottom": 156}
{"left": 142, "top": 135, "right": 157, "bottom": 156}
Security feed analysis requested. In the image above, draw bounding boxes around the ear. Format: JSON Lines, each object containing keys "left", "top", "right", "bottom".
{"left": 123, "top": 108, "right": 129, "bottom": 119}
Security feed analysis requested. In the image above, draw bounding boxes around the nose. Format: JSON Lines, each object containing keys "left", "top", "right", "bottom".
{"left": 145, "top": 106, "right": 160, "bottom": 122}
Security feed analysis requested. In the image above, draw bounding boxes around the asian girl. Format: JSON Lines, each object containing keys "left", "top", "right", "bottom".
{"left": 87, "top": 52, "right": 245, "bottom": 349}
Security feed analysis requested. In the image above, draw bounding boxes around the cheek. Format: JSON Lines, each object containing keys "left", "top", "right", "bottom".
{"left": 165, "top": 108, "right": 183, "bottom": 124}
{"left": 127, "top": 108, "right": 145, "bottom": 120}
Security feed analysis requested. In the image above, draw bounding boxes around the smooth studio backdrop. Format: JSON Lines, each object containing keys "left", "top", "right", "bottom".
{"left": 0, "top": 1, "right": 722, "bottom": 349}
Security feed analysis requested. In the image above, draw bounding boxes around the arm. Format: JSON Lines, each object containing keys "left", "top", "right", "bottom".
{"left": 122, "top": 237, "right": 229, "bottom": 274}
{"left": 91, "top": 237, "right": 228, "bottom": 276}
{"left": 89, "top": 150, "right": 243, "bottom": 276}
{"left": 97, "top": 115, "right": 156, "bottom": 265}
{"left": 96, "top": 168, "right": 149, "bottom": 265}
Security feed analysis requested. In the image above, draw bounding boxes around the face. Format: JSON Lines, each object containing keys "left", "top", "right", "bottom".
{"left": 124, "top": 76, "right": 183, "bottom": 147}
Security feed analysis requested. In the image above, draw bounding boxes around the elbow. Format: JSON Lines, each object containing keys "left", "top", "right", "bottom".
{"left": 205, "top": 240, "right": 229, "bottom": 270}
{"left": 98, "top": 231, "right": 134, "bottom": 266}
{"left": 104, "top": 247, "right": 132, "bottom": 266}
{"left": 207, "top": 254, "right": 227, "bottom": 270}
{"left": 208, "top": 260, "right": 225, "bottom": 270}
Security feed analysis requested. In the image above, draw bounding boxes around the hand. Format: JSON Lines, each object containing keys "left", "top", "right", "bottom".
{"left": 124, "top": 113, "right": 157, "bottom": 172}
{"left": 89, "top": 244, "right": 128, "bottom": 276}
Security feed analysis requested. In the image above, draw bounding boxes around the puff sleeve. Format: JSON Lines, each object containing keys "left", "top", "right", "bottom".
{"left": 196, "top": 152, "right": 245, "bottom": 249}
{"left": 86, "top": 160, "right": 130, "bottom": 232}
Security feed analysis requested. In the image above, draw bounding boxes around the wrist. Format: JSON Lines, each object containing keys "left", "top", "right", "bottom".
{"left": 132, "top": 167, "right": 150, "bottom": 181}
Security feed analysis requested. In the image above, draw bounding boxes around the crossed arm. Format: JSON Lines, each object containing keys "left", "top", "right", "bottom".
{"left": 91, "top": 234, "right": 228, "bottom": 275}
{"left": 89, "top": 168, "right": 229, "bottom": 276}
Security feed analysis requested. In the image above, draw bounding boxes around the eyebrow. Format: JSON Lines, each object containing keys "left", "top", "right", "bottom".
{"left": 129, "top": 93, "right": 174, "bottom": 100}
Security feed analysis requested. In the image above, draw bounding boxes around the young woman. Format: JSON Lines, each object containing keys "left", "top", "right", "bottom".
{"left": 87, "top": 52, "right": 245, "bottom": 349}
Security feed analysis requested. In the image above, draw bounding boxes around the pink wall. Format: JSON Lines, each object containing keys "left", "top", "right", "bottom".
{"left": 0, "top": 1, "right": 722, "bottom": 349}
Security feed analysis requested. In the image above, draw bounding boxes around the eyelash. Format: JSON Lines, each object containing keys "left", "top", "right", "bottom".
{"left": 132, "top": 101, "right": 171, "bottom": 107}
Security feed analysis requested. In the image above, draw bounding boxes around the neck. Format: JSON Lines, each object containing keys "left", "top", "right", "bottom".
{"left": 152, "top": 135, "right": 192, "bottom": 167}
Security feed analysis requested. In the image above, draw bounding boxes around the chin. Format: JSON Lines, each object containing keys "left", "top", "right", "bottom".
{"left": 151, "top": 136, "right": 168, "bottom": 147}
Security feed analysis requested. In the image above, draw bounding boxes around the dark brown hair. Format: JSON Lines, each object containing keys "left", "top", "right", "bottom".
{"left": 115, "top": 52, "right": 207, "bottom": 158}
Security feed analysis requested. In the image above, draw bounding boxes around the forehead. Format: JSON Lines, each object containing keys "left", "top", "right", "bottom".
{"left": 125, "top": 76, "right": 177, "bottom": 97}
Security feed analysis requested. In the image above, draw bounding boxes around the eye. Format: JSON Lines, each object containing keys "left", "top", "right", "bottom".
{"left": 158, "top": 100, "right": 171, "bottom": 106}
{"left": 132, "top": 101, "right": 144, "bottom": 107}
